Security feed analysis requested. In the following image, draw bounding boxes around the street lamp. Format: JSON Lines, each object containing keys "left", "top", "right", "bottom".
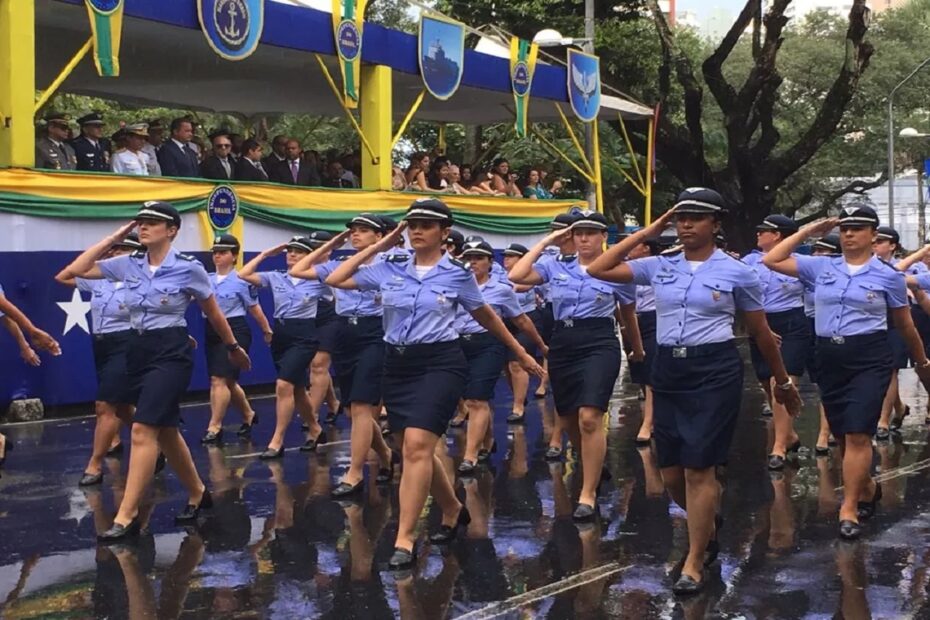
{"left": 532, "top": 29, "right": 593, "bottom": 48}
{"left": 887, "top": 55, "right": 930, "bottom": 229}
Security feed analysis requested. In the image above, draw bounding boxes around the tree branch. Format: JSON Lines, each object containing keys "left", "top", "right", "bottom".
{"left": 701, "top": 0, "right": 758, "bottom": 117}
{"left": 794, "top": 171, "right": 888, "bottom": 224}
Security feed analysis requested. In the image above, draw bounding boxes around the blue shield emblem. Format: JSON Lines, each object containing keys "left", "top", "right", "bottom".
{"left": 198, "top": 0, "right": 264, "bottom": 61}
{"left": 512, "top": 61, "right": 531, "bottom": 97}
{"left": 88, "top": 0, "right": 121, "bottom": 13}
{"left": 567, "top": 49, "right": 601, "bottom": 122}
{"left": 418, "top": 15, "right": 465, "bottom": 101}
{"left": 207, "top": 185, "right": 239, "bottom": 231}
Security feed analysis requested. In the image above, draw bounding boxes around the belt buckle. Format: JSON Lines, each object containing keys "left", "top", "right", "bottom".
{"left": 672, "top": 346, "right": 687, "bottom": 359}
{"left": 348, "top": 316, "right": 358, "bottom": 325}
{"left": 462, "top": 334, "right": 472, "bottom": 341}
{"left": 395, "top": 345, "right": 406, "bottom": 355}
{"left": 563, "top": 319, "right": 574, "bottom": 328}
{"left": 831, "top": 336, "right": 845, "bottom": 345}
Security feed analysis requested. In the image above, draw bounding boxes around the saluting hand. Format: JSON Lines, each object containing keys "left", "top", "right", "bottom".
{"left": 800, "top": 217, "right": 839, "bottom": 239}
{"left": 773, "top": 381, "right": 802, "bottom": 417}
{"left": 540, "top": 227, "right": 572, "bottom": 247}
{"left": 262, "top": 243, "right": 289, "bottom": 257}
{"left": 644, "top": 207, "right": 676, "bottom": 234}
{"left": 108, "top": 220, "right": 137, "bottom": 244}
{"left": 374, "top": 221, "right": 408, "bottom": 252}
{"left": 229, "top": 347, "right": 251, "bottom": 371}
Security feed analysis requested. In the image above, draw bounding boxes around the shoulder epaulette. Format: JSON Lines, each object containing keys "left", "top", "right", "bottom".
{"left": 877, "top": 258, "right": 898, "bottom": 271}
{"left": 723, "top": 251, "right": 746, "bottom": 263}
{"left": 659, "top": 247, "right": 683, "bottom": 257}
{"left": 177, "top": 253, "right": 196, "bottom": 262}
{"left": 449, "top": 257, "right": 471, "bottom": 271}
{"left": 387, "top": 253, "right": 410, "bottom": 263}
{"left": 558, "top": 253, "right": 577, "bottom": 262}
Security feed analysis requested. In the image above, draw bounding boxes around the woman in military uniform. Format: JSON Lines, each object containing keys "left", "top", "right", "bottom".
{"left": 67, "top": 201, "right": 250, "bottom": 541}
{"left": 326, "top": 198, "right": 543, "bottom": 570}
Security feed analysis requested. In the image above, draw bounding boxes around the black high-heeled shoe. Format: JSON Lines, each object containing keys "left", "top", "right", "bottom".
{"left": 175, "top": 489, "right": 213, "bottom": 523}
{"left": 259, "top": 446, "right": 284, "bottom": 460}
{"left": 704, "top": 514, "right": 724, "bottom": 566}
{"left": 429, "top": 506, "right": 471, "bottom": 544}
{"left": 839, "top": 519, "right": 862, "bottom": 540}
{"left": 201, "top": 429, "right": 223, "bottom": 445}
{"left": 331, "top": 479, "right": 364, "bottom": 498}
{"left": 237, "top": 414, "right": 258, "bottom": 436}
{"left": 891, "top": 405, "right": 911, "bottom": 430}
{"left": 857, "top": 482, "right": 882, "bottom": 521}
{"left": 300, "top": 431, "right": 328, "bottom": 452}
{"left": 98, "top": 517, "right": 141, "bottom": 542}
{"left": 79, "top": 471, "right": 104, "bottom": 487}
{"left": 105, "top": 442, "right": 123, "bottom": 457}
{"left": 388, "top": 546, "right": 416, "bottom": 570}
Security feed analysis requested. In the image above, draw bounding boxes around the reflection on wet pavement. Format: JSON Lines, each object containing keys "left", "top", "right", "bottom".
{"left": 4, "top": 349, "right": 930, "bottom": 618}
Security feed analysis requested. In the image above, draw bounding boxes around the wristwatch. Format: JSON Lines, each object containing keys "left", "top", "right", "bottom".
{"left": 226, "top": 342, "right": 241, "bottom": 352}
{"left": 775, "top": 378, "right": 793, "bottom": 390}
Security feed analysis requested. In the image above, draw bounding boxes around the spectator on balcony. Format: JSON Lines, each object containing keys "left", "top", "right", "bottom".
{"left": 522, "top": 168, "right": 552, "bottom": 199}
{"left": 270, "top": 139, "right": 321, "bottom": 187}
{"left": 111, "top": 124, "right": 151, "bottom": 176}
{"left": 141, "top": 119, "right": 163, "bottom": 176}
{"left": 36, "top": 111, "right": 77, "bottom": 171}
{"left": 426, "top": 157, "right": 451, "bottom": 191}
{"left": 157, "top": 117, "right": 200, "bottom": 178}
{"left": 71, "top": 113, "right": 110, "bottom": 172}
{"left": 489, "top": 158, "right": 521, "bottom": 197}
{"left": 201, "top": 131, "right": 235, "bottom": 181}
{"left": 262, "top": 134, "right": 288, "bottom": 172}
{"left": 469, "top": 168, "right": 502, "bottom": 196}
{"left": 229, "top": 134, "right": 244, "bottom": 161}
{"left": 392, "top": 166, "right": 408, "bottom": 191}
{"left": 321, "top": 160, "right": 354, "bottom": 188}
{"left": 405, "top": 152, "right": 429, "bottom": 191}
{"left": 446, "top": 165, "right": 476, "bottom": 195}
{"left": 235, "top": 139, "right": 269, "bottom": 181}
{"left": 339, "top": 153, "right": 361, "bottom": 188}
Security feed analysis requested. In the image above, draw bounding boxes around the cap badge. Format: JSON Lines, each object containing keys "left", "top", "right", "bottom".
{"left": 843, "top": 206, "right": 859, "bottom": 216}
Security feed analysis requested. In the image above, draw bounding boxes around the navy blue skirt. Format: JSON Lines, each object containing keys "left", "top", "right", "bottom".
{"left": 539, "top": 303, "right": 555, "bottom": 345}
{"left": 126, "top": 327, "right": 194, "bottom": 427}
{"left": 461, "top": 331, "right": 507, "bottom": 401}
{"left": 912, "top": 305, "right": 930, "bottom": 357}
{"left": 749, "top": 307, "right": 810, "bottom": 380}
{"left": 381, "top": 341, "right": 466, "bottom": 436}
{"left": 652, "top": 340, "right": 743, "bottom": 469}
{"left": 887, "top": 328, "right": 909, "bottom": 369}
{"left": 816, "top": 332, "right": 893, "bottom": 436}
{"left": 548, "top": 318, "right": 622, "bottom": 416}
{"left": 333, "top": 316, "right": 384, "bottom": 405}
{"left": 315, "top": 298, "right": 341, "bottom": 354}
{"left": 507, "top": 308, "right": 543, "bottom": 361}
{"left": 205, "top": 316, "right": 252, "bottom": 380}
{"left": 270, "top": 318, "right": 317, "bottom": 387}
{"left": 629, "top": 310, "right": 657, "bottom": 386}
{"left": 92, "top": 330, "right": 133, "bottom": 404}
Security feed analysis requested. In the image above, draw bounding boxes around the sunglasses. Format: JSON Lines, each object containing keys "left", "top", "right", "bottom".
{"left": 214, "top": 143, "right": 232, "bottom": 148}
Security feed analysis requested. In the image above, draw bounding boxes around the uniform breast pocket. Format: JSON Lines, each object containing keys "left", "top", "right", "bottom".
{"left": 856, "top": 282, "right": 886, "bottom": 307}
{"left": 152, "top": 283, "right": 186, "bottom": 312}
{"left": 701, "top": 281, "right": 734, "bottom": 305}
{"left": 550, "top": 277, "right": 580, "bottom": 303}
{"left": 588, "top": 281, "right": 618, "bottom": 307}
{"left": 427, "top": 285, "right": 459, "bottom": 313}
{"left": 774, "top": 274, "right": 804, "bottom": 295}
{"left": 652, "top": 272, "right": 681, "bottom": 304}
{"left": 123, "top": 279, "right": 144, "bottom": 307}
{"left": 381, "top": 282, "right": 414, "bottom": 310}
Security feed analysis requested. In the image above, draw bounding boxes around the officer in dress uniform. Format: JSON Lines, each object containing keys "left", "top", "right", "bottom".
{"left": 305, "top": 230, "right": 343, "bottom": 425}
{"left": 455, "top": 240, "right": 547, "bottom": 474}
{"left": 808, "top": 234, "right": 841, "bottom": 455}
{"left": 764, "top": 204, "right": 930, "bottom": 541}
{"left": 502, "top": 243, "right": 546, "bottom": 424}
{"left": 893, "top": 238, "right": 930, "bottom": 424}
{"left": 510, "top": 211, "right": 644, "bottom": 522}
{"left": 55, "top": 233, "right": 144, "bottom": 487}
{"left": 289, "top": 214, "right": 395, "bottom": 497}
{"left": 71, "top": 113, "right": 110, "bottom": 172}
{"left": 200, "top": 234, "right": 272, "bottom": 445}
{"left": 587, "top": 188, "right": 802, "bottom": 594}
{"left": 238, "top": 236, "right": 327, "bottom": 458}
{"left": 324, "top": 198, "right": 543, "bottom": 570}
{"left": 67, "top": 201, "right": 251, "bottom": 541}
{"left": 743, "top": 214, "right": 810, "bottom": 470}
{"left": 36, "top": 112, "right": 77, "bottom": 170}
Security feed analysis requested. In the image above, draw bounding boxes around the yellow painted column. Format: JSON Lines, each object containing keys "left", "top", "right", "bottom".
{"left": 0, "top": 0, "right": 35, "bottom": 167}
{"left": 360, "top": 64, "right": 392, "bottom": 190}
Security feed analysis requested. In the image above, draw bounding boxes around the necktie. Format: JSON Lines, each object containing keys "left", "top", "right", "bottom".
{"left": 184, "top": 144, "right": 196, "bottom": 167}
{"left": 290, "top": 160, "right": 299, "bottom": 183}
{"left": 221, "top": 158, "right": 231, "bottom": 177}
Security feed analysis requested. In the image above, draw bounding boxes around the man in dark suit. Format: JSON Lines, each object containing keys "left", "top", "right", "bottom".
{"left": 234, "top": 138, "right": 269, "bottom": 182}
{"left": 157, "top": 117, "right": 200, "bottom": 178}
{"left": 261, "top": 134, "right": 287, "bottom": 173}
{"left": 201, "top": 131, "right": 235, "bottom": 181}
{"left": 71, "top": 113, "right": 110, "bottom": 172}
{"left": 269, "top": 139, "right": 321, "bottom": 186}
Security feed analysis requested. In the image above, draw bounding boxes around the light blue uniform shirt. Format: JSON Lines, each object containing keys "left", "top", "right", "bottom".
{"left": 803, "top": 282, "right": 816, "bottom": 319}
{"left": 456, "top": 278, "right": 523, "bottom": 335}
{"left": 533, "top": 255, "right": 635, "bottom": 321}
{"left": 76, "top": 278, "right": 131, "bottom": 334}
{"left": 537, "top": 247, "right": 561, "bottom": 303}
{"left": 491, "top": 261, "right": 509, "bottom": 284}
{"left": 315, "top": 257, "right": 383, "bottom": 317}
{"left": 743, "top": 250, "right": 805, "bottom": 313}
{"left": 353, "top": 253, "right": 486, "bottom": 345}
{"left": 98, "top": 247, "right": 214, "bottom": 331}
{"left": 210, "top": 271, "right": 258, "bottom": 318}
{"left": 514, "top": 286, "right": 539, "bottom": 314}
{"left": 636, "top": 285, "right": 656, "bottom": 314}
{"left": 628, "top": 249, "right": 764, "bottom": 346}
{"left": 796, "top": 255, "right": 908, "bottom": 338}
{"left": 257, "top": 271, "right": 323, "bottom": 320}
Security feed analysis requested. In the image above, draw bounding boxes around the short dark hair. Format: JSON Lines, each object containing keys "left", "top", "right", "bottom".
{"left": 170, "top": 117, "right": 192, "bottom": 133}
{"left": 272, "top": 134, "right": 288, "bottom": 145}
{"left": 241, "top": 138, "right": 261, "bottom": 154}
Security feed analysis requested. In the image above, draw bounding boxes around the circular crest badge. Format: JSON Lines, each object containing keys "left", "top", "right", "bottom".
{"left": 88, "top": 0, "right": 121, "bottom": 13}
{"left": 512, "top": 61, "right": 531, "bottom": 97}
{"left": 337, "top": 20, "right": 361, "bottom": 62}
{"left": 214, "top": 0, "right": 250, "bottom": 51}
{"left": 208, "top": 185, "right": 239, "bottom": 231}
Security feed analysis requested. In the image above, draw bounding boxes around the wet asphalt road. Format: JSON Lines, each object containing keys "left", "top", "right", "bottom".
{"left": 3, "top": 345, "right": 930, "bottom": 619}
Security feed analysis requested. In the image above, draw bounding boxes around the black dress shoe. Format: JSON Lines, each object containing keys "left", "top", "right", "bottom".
{"left": 430, "top": 506, "right": 471, "bottom": 544}
{"left": 768, "top": 454, "right": 786, "bottom": 471}
{"left": 457, "top": 459, "right": 477, "bottom": 475}
{"left": 98, "top": 518, "right": 141, "bottom": 542}
{"left": 237, "top": 415, "right": 258, "bottom": 436}
{"left": 672, "top": 571, "right": 705, "bottom": 596}
{"left": 388, "top": 546, "right": 416, "bottom": 570}
{"left": 544, "top": 446, "right": 563, "bottom": 461}
{"left": 634, "top": 436, "right": 652, "bottom": 447}
{"left": 704, "top": 514, "right": 724, "bottom": 566}
{"left": 891, "top": 405, "right": 910, "bottom": 430}
{"left": 506, "top": 412, "right": 526, "bottom": 425}
{"left": 572, "top": 502, "right": 597, "bottom": 522}
{"left": 787, "top": 439, "right": 801, "bottom": 453}
{"left": 815, "top": 445, "right": 830, "bottom": 456}
{"left": 857, "top": 483, "right": 882, "bottom": 521}
{"left": 876, "top": 427, "right": 891, "bottom": 441}
{"left": 300, "top": 432, "right": 328, "bottom": 452}
{"left": 79, "top": 472, "right": 103, "bottom": 487}
{"left": 331, "top": 479, "right": 364, "bottom": 498}
{"left": 477, "top": 445, "right": 493, "bottom": 463}
{"left": 325, "top": 409, "right": 341, "bottom": 425}
{"left": 201, "top": 430, "right": 223, "bottom": 445}
{"left": 839, "top": 519, "right": 862, "bottom": 540}
{"left": 154, "top": 453, "right": 167, "bottom": 475}
{"left": 259, "top": 447, "right": 284, "bottom": 460}
{"left": 175, "top": 489, "right": 213, "bottom": 523}
{"left": 105, "top": 442, "right": 124, "bottom": 457}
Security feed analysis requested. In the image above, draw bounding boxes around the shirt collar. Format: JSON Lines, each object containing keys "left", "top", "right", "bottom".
{"left": 136, "top": 246, "right": 179, "bottom": 275}
{"left": 829, "top": 254, "right": 875, "bottom": 276}
{"left": 665, "top": 248, "right": 727, "bottom": 274}
{"left": 172, "top": 138, "right": 187, "bottom": 150}
{"left": 406, "top": 253, "right": 452, "bottom": 280}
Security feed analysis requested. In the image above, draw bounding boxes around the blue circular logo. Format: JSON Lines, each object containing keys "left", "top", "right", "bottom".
{"left": 337, "top": 20, "right": 361, "bottom": 62}
{"left": 88, "top": 0, "right": 121, "bottom": 13}
{"left": 208, "top": 185, "right": 238, "bottom": 231}
{"left": 512, "top": 62, "right": 531, "bottom": 96}
{"left": 214, "top": 0, "right": 250, "bottom": 51}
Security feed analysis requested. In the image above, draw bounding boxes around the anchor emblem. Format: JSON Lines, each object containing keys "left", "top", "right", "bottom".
{"left": 212, "top": 0, "right": 249, "bottom": 50}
